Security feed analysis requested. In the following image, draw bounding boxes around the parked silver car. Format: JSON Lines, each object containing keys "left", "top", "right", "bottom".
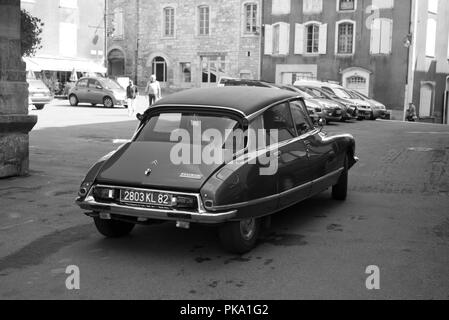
{"left": 68, "top": 77, "right": 127, "bottom": 108}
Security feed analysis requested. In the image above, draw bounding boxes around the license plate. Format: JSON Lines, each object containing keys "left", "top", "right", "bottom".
{"left": 120, "top": 189, "right": 172, "bottom": 207}
{"left": 34, "top": 93, "right": 44, "bottom": 97}
{"left": 336, "top": 110, "right": 342, "bottom": 115}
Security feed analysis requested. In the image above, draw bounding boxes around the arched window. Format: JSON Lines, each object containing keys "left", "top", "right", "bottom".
{"left": 244, "top": 3, "right": 258, "bottom": 34}
{"left": 163, "top": 7, "right": 175, "bottom": 37}
{"left": 419, "top": 82, "right": 434, "bottom": 118}
{"left": 152, "top": 57, "right": 167, "bottom": 82}
{"left": 108, "top": 49, "right": 125, "bottom": 76}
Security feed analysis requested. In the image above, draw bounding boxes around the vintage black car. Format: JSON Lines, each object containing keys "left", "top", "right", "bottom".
{"left": 76, "top": 87, "right": 358, "bottom": 253}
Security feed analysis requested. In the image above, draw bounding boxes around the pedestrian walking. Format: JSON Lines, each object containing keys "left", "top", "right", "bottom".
{"left": 126, "top": 80, "right": 139, "bottom": 117}
{"left": 146, "top": 75, "right": 162, "bottom": 107}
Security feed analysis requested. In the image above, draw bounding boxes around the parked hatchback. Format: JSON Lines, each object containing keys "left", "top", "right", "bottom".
{"left": 68, "top": 77, "right": 127, "bottom": 108}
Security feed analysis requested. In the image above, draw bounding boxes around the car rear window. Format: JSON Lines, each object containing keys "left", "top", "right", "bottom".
{"left": 136, "top": 111, "right": 244, "bottom": 150}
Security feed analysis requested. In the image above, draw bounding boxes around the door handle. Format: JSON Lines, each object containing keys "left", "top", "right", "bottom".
{"left": 273, "top": 151, "right": 282, "bottom": 158}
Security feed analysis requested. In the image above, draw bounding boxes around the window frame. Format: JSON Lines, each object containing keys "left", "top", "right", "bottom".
{"left": 305, "top": 22, "right": 320, "bottom": 54}
{"left": 335, "top": 20, "right": 356, "bottom": 55}
{"left": 337, "top": 0, "right": 357, "bottom": 12}
{"left": 244, "top": 2, "right": 258, "bottom": 35}
{"left": 198, "top": 5, "right": 210, "bottom": 36}
{"left": 162, "top": 7, "right": 175, "bottom": 38}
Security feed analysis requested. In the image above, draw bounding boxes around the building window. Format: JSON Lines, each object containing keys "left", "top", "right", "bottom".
{"left": 337, "top": 21, "right": 355, "bottom": 54}
{"left": 152, "top": 57, "right": 167, "bottom": 82}
{"left": 426, "top": 18, "right": 437, "bottom": 57}
{"left": 180, "top": 62, "right": 191, "bottom": 83}
{"left": 370, "top": 18, "right": 393, "bottom": 55}
{"left": 428, "top": 0, "right": 438, "bottom": 13}
{"left": 113, "top": 8, "right": 124, "bottom": 39}
{"left": 59, "top": 22, "right": 77, "bottom": 57}
{"left": 272, "top": 0, "right": 291, "bottom": 15}
{"left": 306, "top": 24, "right": 319, "bottom": 54}
{"left": 198, "top": 6, "right": 210, "bottom": 36}
{"left": 338, "top": 0, "right": 356, "bottom": 11}
{"left": 272, "top": 24, "right": 280, "bottom": 55}
{"left": 201, "top": 55, "right": 225, "bottom": 84}
{"left": 371, "top": 0, "right": 394, "bottom": 9}
{"left": 303, "top": 0, "right": 322, "bottom": 14}
{"left": 163, "top": 7, "right": 175, "bottom": 37}
{"left": 244, "top": 3, "right": 258, "bottom": 34}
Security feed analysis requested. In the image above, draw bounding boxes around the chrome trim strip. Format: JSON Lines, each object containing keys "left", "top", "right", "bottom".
{"left": 209, "top": 167, "right": 344, "bottom": 212}
{"left": 151, "top": 104, "right": 247, "bottom": 118}
{"left": 90, "top": 184, "right": 207, "bottom": 214}
{"left": 78, "top": 197, "right": 236, "bottom": 224}
{"left": 246, "top": 96, "right": 303, "bottom": 120}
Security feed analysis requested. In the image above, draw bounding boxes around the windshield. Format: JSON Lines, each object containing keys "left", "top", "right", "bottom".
{"left": 100, "top": 79, "right": 123, "bottom": 90}
{"left": 332, "top": 88, "right": 352, "bottom": 99}
{"left": 136, "top": 111, "right": 244, "bottom": 150}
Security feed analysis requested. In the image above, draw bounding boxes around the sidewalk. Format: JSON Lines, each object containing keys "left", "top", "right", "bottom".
{"left": 0, "top": 120, "right": 137, "bottom": 259}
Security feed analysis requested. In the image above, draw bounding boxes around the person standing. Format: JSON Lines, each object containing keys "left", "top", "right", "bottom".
{"left": 146, "top": 75, "right": 162, "bottom": 107}
{"left": 126, "top": 80, "right": 138, "bottom": 117}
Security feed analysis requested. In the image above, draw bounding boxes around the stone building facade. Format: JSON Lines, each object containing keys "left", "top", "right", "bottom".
{"left": 261, "top": 0, "right": 411, "bottom": 113}
{"left": 106, "top": 0, "right": 262, "bottom": 89}
{"left": 0, "top": 0, "right": 37, "bottom": 178}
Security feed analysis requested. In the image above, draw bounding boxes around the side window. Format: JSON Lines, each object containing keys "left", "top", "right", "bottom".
{"left": 263, "top": 103, "right": 296, "bottom": 145}
{"left": 77, "top": 79, "right": 88, "bottom": 88}
{"left": 290, "top": 100, "right": 312, "bottom": 136}
{"left": 88, "top": 79, "right": 100, "bottom": 88}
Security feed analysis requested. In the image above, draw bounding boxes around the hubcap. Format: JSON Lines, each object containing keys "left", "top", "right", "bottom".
{"left": 70, "top": 96, "right": 76, "bottom": 104}
{"left": 105, "top": 98, "right": 112, "bottom": 107}
{"left": 240, "top": 219, "right": 256, "bottom": 241}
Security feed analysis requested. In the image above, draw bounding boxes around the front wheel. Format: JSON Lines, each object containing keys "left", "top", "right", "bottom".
{"left": 94, "top": 218, "right": 135, "bottom": 238}
{"left": 34, "top": 104, "right": 45, "bottom": 110}
{"left": 103, "top": 96, "right": 114, "bottom": 108}
{"left": 332, "top": 156, "right": 348, "bottom": 201}
{"left": 69, "top": 95, "right": 78, "bottom": 106}
{"left": 219, "top": 218, "right": 260, "bottom": 254}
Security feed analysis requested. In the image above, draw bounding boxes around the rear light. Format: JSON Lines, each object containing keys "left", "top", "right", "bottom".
{"left": 172, "top": 196, "right": 198, "bottom": 210}
{"left": 93, "top": 187, "right": 117, "bottom": 201}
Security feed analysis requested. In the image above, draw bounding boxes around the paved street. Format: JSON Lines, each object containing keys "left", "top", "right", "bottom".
{"left": 1, "top": 101, "right": 449, "bottom": 300}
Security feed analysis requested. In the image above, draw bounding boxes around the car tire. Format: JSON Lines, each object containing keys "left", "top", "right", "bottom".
{"left": 34, "top": 104, "right": 45, "bottom": 110}
{"left": 91, "top": 104, "right": 97, "bottom": 107}
{"left": 219, "top": 218, "right": 260, "bottom": 254}
{"left": 332, "top": 156, "right": 348, "bottom": 201}
{"left": 69, "top": 95, "right": 78, "bottom": 106}
{"left": 369, "top": 112, "right": 376, "bottom": 121}
{"left": 103, "top": 96, "right": 114, "bottom": 108}
{"left": 94, "top": 218, "right": 135, "bottom": 238}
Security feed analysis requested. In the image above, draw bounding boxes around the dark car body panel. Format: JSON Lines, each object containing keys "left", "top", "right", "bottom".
{"left": 76, "top": 87, "right": 358, "bottom": 225}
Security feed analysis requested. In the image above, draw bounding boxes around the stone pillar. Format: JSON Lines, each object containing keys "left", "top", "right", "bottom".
{"left": 0, "top": 0, "right": 37, "bottom": 178}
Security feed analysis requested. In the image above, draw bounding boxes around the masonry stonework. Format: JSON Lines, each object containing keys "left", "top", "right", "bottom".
{"left": 0, "top": 0, "right": 37, "bottom": 178}
{"left": 107, "top": 0, "right": 261, "bottom": 89}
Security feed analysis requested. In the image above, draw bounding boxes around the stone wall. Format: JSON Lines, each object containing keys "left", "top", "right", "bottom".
{"left": 107, "top": 0, "right": 261, "bottom": 88}
{"left": 0, "top": 0, "right": 37, "bottom": 178}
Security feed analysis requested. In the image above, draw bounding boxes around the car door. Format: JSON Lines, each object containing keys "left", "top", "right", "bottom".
{"left": 72, "top": 79, "right": 88, "bottom": 103}
{"left": 291, "top": 100, "right": 341, "bottom": 195}
{"left": 87, "top": 79, "right": 104, "bottom": 105}
{"left": 263, "top": 102, "right": 311, "bottom": 210}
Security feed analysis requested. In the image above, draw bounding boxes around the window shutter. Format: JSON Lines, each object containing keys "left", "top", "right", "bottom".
{"left": 264, "top": 24, "right": 273, "bottom": 55}
{"left": 279, "top": 22, "right": 290, "bottom": 55}
{"left": 294, "top": 23, "right": 305, "bottom": 54}
{"left": 318, "top": 23, "right": 328, "bottom": 54}
{"left": 380, "top": 19, "right": 393, "bottom": 54}
{"left": 370, "top": 19, "right": 381, "bottom": 54}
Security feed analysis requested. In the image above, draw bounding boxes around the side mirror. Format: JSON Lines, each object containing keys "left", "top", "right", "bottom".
{"left": 136, "top": 113, "right": 145, "bottom": 122}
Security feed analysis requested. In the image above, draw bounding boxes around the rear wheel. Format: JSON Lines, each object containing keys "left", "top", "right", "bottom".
{"left": 34, "top": 104, "right": 45, "bottom": 110}
{"left": 94, "top": 218, "right": 135, "bottom": 238}
{"left": 69, "top": 94, "right": 78, "bottom": 106}
{"left": 219, "top": 218, "right": 260, "bottom": 254}
{"left": 332, "top": 156, "right": 348, "bottom": 201}
{"left": 103, "top": 96, "right": 114, "bottom": 108}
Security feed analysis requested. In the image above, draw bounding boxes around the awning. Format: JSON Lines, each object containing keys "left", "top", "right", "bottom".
{"left": 24, "top": 56, "right": 106, "bottom": 73}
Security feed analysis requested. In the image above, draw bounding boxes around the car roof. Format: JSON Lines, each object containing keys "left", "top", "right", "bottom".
{"left": 154, "top": 87, "right": 299, "bottom": 117}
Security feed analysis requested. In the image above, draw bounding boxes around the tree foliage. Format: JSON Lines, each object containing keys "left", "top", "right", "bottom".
{"left": 21, "top": 9, "right": 44, "bottom": 57}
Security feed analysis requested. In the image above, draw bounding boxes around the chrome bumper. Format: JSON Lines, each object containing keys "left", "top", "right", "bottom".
{"left": 76, "top": 196, "right": 237, "bottom": 224}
